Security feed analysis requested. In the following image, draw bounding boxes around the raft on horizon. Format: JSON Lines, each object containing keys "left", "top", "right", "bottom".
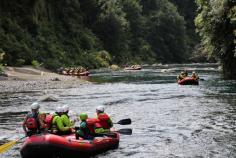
{"left": 58, "top": 67, "right": 90, "bottom": 76}
{"left": 124, "top": 65, "right": 142, "bottom": 70}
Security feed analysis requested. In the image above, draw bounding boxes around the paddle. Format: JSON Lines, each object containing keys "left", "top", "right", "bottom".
{"left": 0, "top": 136, "right": 26, "bottom": 154}
{"left": 96, "top": 128, "right": 132, "bottom": 138}
{"left": 116, "top": 128, "right": 132, "bottom": 135}
{"left": 114, "top": 118, "right": 131, "bottom": 125}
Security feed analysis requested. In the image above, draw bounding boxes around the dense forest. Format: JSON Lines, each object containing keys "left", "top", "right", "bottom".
{"left": 0, "top": 0, "right": 198, "bottom": 70}
{"left": 195, "top": 0, "right": 236, "bottom": 79}
{"left": 0, "top": 0, "right": 235, "bottom": 78}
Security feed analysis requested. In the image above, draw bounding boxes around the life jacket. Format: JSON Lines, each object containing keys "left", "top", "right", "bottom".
{"left": 96, "top": 113, "right": 110, "bottom": 129}
{"left": 49, "top": 114, "right": 62, "bottom": 134}
{"left": 86, "top": 118, "right": 99, "bottom": 134}
{"left": 61, "top": 114, "right": 71, "bottom": 127}
{"left": 26, "top": 113, "right": 38, "bottom": 130}
{"left": 45, "top": 114, "right": 54, "bottom": 129}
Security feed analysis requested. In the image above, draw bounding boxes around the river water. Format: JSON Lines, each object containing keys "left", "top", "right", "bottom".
{"left": 1, "top": 63, "right": 236, "bottom": 158}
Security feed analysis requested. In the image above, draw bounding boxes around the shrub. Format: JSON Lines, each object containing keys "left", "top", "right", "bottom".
{"left": 91, "top": 50, "right": 112, "bottom": 68}
{"left": 15, "top": 59, "right": 25, "bottom": 66}
{"left": 0, "top": 52, "right": 5, "bottom": 61}
{"left": 31, "top": 60, "right": 41, "bottom": 67}
{"left": 44, "top": 58, "right": 62, "bottom": 71}
{"left": 0, "top": 64, "right": 3, "bottom": 73}
{"left": 110, "top": 64, "right": 120, "bottom": 70}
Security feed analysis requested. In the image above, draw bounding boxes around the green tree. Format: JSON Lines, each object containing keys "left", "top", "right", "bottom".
{"left": 195, "top": 0, "right": 236, "bottom": 79}
{"left": 93, "top": 0, "right": 130, "bottom": 64}
{"left": 169, "top": 0, "right": 200, "bottom": 57}
{"left": 0, "top": 0, "right": 192, "bottom": 69}
{"left": 141, "top": 0, "right": 187, "bottom": 62}
{"left": 121, "top": 0, "right": 155, "bottom": 63}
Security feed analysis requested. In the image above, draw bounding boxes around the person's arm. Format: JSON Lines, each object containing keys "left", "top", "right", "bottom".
{"left": 108, "top": 118, "right": 113, "bottom": 128}
{"left": 22, "top": 117, "right": 28, "bottom": 133}
{"left": 56, "top": 117, "right": 71, "bottom": 132}
{"left": 95, "top": 127, "right": 106, "bottom": 134}
{"left": 77, "top": 122, "right": 87, "bottom": 136}
{"left": 39, "top": 119, "right": 48, "bottom": 130}
{"left": 38, "top": 114, "right": 47, "bottom": 129}
{"left": 94, "top": 122, "right": 105, "bottom": 134}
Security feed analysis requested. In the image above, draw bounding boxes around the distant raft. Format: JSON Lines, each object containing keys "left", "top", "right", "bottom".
{"left": 58, "top": 67, "right": 90, "bottom": 76}
{"left": 178, "top": 77, "right": 199, "bottom": 85}
{"left": 78, "top": 71, "right": 90, "bottom": 76}
{"left": 124, "top": 65, "right": 142, "bottom": 70}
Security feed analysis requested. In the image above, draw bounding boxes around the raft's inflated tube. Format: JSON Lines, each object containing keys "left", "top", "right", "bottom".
{"left": 20, "top": 133, "right": 119, "bottom": 158}
{"left": 178, "top": 77, "right": 199, "bottom": 85}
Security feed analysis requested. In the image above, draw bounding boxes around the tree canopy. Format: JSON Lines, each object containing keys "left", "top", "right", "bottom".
{"left": 195, "top": 0, "right": 236, "bottom": 79}
{"left": 0, "top": 0, "right": 199, "bottom": 70}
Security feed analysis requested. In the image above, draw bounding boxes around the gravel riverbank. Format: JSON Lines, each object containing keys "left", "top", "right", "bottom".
{"left": 0, "top": 66, "right": 90, "bottom": 93}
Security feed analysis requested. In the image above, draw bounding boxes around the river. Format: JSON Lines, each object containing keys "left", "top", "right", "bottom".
{"left": 0, "top": 63, "right": 236, "bottom": 158}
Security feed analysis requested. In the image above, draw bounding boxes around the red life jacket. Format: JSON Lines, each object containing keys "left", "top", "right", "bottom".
{"left": 86, "top": 118, "right": 99, "bottom": 134}
{"left": 26, "top": 117, "right": 38, "bottom": 130}
{"left": 96, "top": 113, "right": 110, "bottom": 129}
{"left": 45, "top": 114, "right": 54, "bottom": 129}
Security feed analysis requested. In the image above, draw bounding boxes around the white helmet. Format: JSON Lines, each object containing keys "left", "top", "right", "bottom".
{"left": 31, "top": 102, "right": 40, "bottom": 110}
{"left": 56, "top": 107, "right": 64, "bottom": 113}
{"left": 96, "top": 106, "right": 105, "bottom": 112}
{"left": 62, "top": 104, "right": 69, "bottom": 112}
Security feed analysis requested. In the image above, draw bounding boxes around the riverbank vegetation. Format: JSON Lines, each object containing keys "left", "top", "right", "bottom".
{"left": 0, "top": 51, "right": 4, "bottom": 73}
{"left": 195, "top": 0, "right": 236, "bottom": 79}
{"left": 0, "top": 0, "right": 235, "bottom": 79}
{"left": 0, "top": 0, "right": 199, "bottom": 69}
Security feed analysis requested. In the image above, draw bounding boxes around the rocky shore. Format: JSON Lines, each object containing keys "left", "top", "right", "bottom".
{"left": 0, "top": 66, "right": 90, "bottom": 93}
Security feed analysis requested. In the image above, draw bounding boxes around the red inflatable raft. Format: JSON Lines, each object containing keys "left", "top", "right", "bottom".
{"left": 20, "top": 133, "right": 119, "bottom": 158}
{"left": 78, "top": 71, "right": 90, "bottom": 76}
{"left": 124, "top": 66, "right": 141, "bottom": 70}
{"left": 178, "top": 77, "right": 199, "bottom": 85}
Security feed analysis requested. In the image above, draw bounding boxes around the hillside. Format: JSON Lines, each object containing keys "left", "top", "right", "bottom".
{"left": 0, "top": 0, "right": 197, "bottom": 70}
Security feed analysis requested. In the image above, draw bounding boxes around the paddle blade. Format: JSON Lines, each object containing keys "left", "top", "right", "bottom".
{"left": 117, "top": 128, "right": 132, "bottom": 135}
{"left": 0, "top": 140, "right": 17, "bottom": 154}
{"left": 116, "top": 118, "right": 131, "bottom": 125}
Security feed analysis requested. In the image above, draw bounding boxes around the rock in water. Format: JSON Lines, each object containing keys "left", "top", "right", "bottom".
{"left": 40, "top": 95, "right": 58, "bottom": 102}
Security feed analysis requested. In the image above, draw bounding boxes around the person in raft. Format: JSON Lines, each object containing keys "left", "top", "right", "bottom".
{"left": 38, "top": 112, "right": 49, "bottom": 132}
{"left": 177, "top": 71, "right": 185, "bottom": 81}
{"left": 76, "top": 113, "right": 93, "bottom": 140}
{"left": 183, "top": 69, "right": 188, "bottom": 77}
{"left": 94, "top": 106, "right": 113, "bottom": 134}
{"left": 22, "top": 102, "right": 41, "bottom": 136}
{"left": 51, "top": 107, "right": 75, "bottom": 135}
{"left": 61, "top": 104, "right": 73, "bottom": 127}
{"left": 191, "top": 71, "right": 199, "bottom": 80}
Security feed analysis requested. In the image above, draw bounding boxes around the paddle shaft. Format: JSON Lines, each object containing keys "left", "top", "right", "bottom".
{"left": 0, "top": 136, "right": 26, "bottom": 153}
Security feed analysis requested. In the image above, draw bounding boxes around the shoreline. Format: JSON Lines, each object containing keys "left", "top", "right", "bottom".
{"left": 0, "top": 66, "right": 90, "bottom": 93}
